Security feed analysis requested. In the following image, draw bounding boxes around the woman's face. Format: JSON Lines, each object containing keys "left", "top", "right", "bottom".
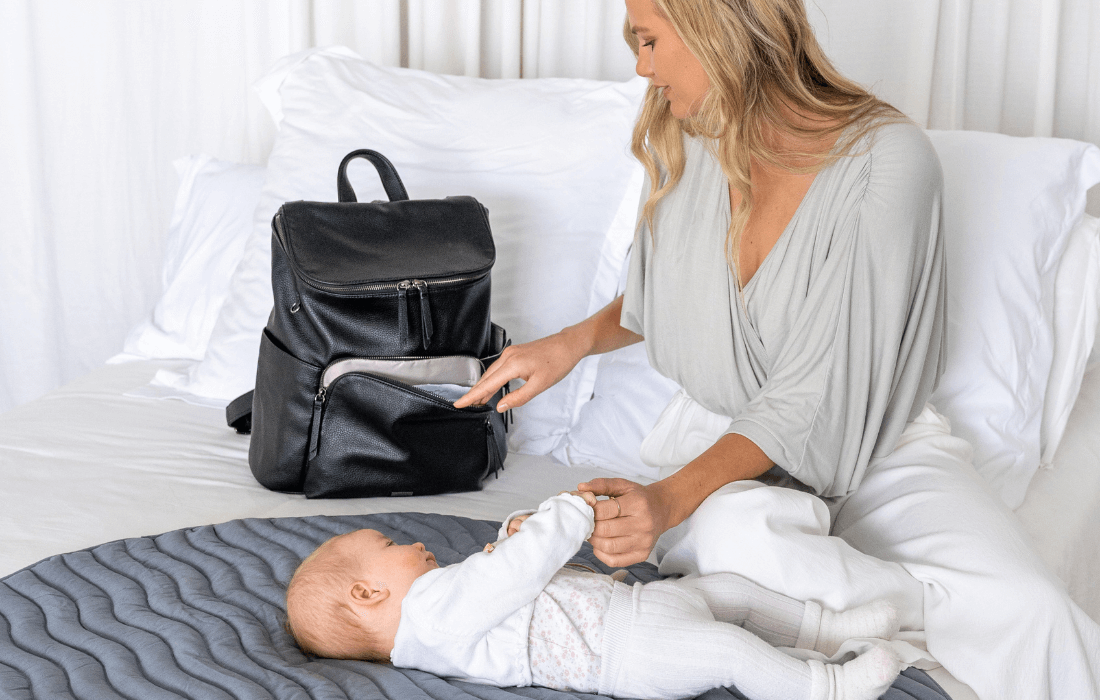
{"left": 626, "top": 0, "right": 710, "bottom": 118}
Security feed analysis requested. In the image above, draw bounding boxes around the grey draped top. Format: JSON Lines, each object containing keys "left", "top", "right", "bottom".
{"left": 621, "top": 121, "right": 947, "bottom": 498}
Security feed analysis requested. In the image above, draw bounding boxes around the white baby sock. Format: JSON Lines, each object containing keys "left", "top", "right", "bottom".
{"left": 829, "top": 645, "right": 902, "bottom": 700}
{"left": 814, "top": 600, "right": 900, "bottom": 657}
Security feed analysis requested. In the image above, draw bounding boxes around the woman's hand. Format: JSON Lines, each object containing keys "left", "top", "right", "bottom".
{"left": 453, "top": 330, "right": 588, "bottom": 411}
{"left": 577, "top": 478, "right": 674, "bottom": 567}
{"left": 579, "top": 435, "right": 776, "bottom": 567}
{"left": 453, "top": 296, "right": 642, "bottom": 412}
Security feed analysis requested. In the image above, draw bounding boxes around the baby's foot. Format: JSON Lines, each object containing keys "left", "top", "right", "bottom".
{"left": 830, "top": 645, "right": 901, "bottom": 700}
{"left": 815, "top": 600, "right": 900, "bottom": 657}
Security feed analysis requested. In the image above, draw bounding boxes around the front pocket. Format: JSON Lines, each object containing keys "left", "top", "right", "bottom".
{"left": 285, "top": 273, "right": 493, "bottom": 363}
{"left": 302, "top": 368, "right": 500, "bottom": 498}
{"left": 249, "top": 328, "right": 322, "bottom": 492}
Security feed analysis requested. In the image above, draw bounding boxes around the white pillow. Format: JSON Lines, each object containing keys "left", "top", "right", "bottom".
{"left": 172, "top": 48, "right": 647, "bottom": 455}
{"left": 109, "top": 155, "right": 265, "bottom": 363}
{"left": 557, "top": 130, "right": 1100, "bottom": 506}
{"left": 551, "top": 340, "right": 679, "bottom": 479}
{"left": 1041, "top": 214, "right": 1100, "bottom": 468}
{"left": 551, "top": 250, "right": 679, "bottom": 478}
{"left": 927, "top": 131, "right": 1100, "bottom": 509}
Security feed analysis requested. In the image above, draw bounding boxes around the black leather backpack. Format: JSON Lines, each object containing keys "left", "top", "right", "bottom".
{"left": 227, "top": 149, "right": 509, "bottom": 498}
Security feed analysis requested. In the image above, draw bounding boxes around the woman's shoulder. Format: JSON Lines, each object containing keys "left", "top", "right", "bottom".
{"left": 830, "top": 119, "right": 944, "bottom": 221}
{"left": 843, "top": 120, "right": 944, "bottom": 252}
{"left": 859, "top": 119, "right": 943, "bottom": 191}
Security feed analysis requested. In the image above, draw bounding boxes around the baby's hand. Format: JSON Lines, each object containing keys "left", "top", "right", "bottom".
{"left": 506, "top": 514, "right": 531, "bottom": 537}
{"left": 507, "top": 491, "right": 598, "bottom": 537}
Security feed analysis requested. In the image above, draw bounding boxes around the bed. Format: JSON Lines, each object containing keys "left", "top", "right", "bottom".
{"left": 2, "top": 48, "right": 1099, "bottom": 700}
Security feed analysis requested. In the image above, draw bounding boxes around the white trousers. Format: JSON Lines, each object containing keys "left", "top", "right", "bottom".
{"left": 650, "top": 404, "right": 1100, "bottom": 700}
{"left": 598, "top": 576, "right": 833, "bottom": 700}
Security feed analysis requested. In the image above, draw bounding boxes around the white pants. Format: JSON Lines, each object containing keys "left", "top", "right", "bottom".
{"left": 598, "top": 576, "right": 834, "bottom": 700}
{"left": 649, "top": 403, "right": 1100, "bottom": 700}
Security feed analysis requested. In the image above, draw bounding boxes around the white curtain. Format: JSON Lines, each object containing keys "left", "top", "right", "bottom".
{"left": 1, "top": 0, "right": 1098, "bottom": 413}
{"left": 809, "top": 0, "right": 1100, "bottom": 141}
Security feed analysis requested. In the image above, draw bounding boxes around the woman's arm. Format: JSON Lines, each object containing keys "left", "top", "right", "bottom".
{"left": 453, "top": 295, "right": 642, "bottom": 410}
{"left": 580, "top": 432, "right": 774, "bottom": 567}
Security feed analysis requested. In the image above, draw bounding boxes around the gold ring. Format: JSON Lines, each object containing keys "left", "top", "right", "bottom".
{"left": 610, "top": 496, "right": 622, "bottom": 518}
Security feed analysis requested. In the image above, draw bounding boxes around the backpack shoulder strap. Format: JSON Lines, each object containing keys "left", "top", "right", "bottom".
{"left": 226, "top": 390, "right": 254, "bottom": 434}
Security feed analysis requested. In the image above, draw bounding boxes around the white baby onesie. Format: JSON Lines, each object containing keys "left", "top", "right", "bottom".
{"left": 527, "top": 566, "right": 613, "bottom": 693}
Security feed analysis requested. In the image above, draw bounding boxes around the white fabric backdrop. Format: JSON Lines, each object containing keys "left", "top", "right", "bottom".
{"left": 1, "top": 0, "right": 1098, "bottom": 414}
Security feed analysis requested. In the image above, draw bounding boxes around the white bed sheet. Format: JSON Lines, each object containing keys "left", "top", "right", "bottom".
{"left": 3, "top": 358, "right": 1100, "bottom": 700}
{"left": 0, "top": 359, "right": 608, "bottom": 577}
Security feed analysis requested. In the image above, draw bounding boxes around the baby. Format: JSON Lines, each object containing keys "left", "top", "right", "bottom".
{"left": 285, "top": 492, "right": 902, "bottom": 700}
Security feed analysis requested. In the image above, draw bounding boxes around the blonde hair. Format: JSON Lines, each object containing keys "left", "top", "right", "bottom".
{"left": 624, "top": 0, "right": 906, "bottom": 288}
{"left": 285, "top": 536, "right": 389, "bottom": 661}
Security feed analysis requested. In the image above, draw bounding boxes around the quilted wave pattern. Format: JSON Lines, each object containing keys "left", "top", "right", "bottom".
{"left": 0, "top": 513, "right": 951, "bottom": 700}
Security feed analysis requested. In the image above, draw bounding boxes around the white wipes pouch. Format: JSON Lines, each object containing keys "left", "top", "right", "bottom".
{"left": 414, "top": 383, "right": 470, "bottom": 402}
{"left": 321, "top": 356, "right": 483, "bottom": 390}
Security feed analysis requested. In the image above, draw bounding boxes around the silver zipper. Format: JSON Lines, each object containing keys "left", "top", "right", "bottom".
{"left": 413, "top": 280, "right": 433, "bottom": 349}
{"left": 398, "top": 281, "right": 410, "bottom": 340}
{"left": 298, "top": 272, "right": 487, "bottom": 296}
{"left": 307, "top": 385, "right": 327, "bottom": 461}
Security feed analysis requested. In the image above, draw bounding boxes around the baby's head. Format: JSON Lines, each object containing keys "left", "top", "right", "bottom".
{"left": 286, "top": 529, "right": 439, "bottom": 660}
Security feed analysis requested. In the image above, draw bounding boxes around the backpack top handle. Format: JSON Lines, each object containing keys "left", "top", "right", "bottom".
{"left": 336, "top": 149, "right": 410, "bottom": 203}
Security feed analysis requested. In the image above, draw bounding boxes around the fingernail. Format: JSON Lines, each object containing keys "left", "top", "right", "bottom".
{"left": 498, "top": 403, "right": 509, "bottom": 412}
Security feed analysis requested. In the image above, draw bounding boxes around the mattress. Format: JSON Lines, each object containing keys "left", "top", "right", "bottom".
{"left": 0, "top": 511, "right": 949, "bottom": 700}
{"left": 3, "top": 358, "right": 1100, "bottom": 700}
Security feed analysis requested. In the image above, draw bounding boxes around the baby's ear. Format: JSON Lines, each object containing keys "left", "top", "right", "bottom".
{"left": 349, "top": 580, "right": 390, "bottom": 607}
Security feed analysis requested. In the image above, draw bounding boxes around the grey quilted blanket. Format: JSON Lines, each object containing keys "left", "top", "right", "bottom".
{"left": 0, "top": 513, "right": 950, "bottom": 700}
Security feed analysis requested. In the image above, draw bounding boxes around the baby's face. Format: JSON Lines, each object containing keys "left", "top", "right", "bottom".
{"left": 335, "top": 529, "right": 439, "bottom": 599}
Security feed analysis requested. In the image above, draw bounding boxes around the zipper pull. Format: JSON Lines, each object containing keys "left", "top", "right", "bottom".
{"left": 486, "top": 418, "right": 503, "bottom": 478}
{"left": 413, "top": 279, "right": 433, "bottom": 349}
{"left": 307, "top": 387, "right": 326, "bottom": 462}
{"left": 397, "top": 280, "right": 412, "bottom": 344}
{"left": 501, "top": 381, "right": 513, "bottom": 431}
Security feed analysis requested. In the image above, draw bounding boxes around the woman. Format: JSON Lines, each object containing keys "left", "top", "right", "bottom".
{"left": 456, "top": 1, "right": 1100, "bottom": 698}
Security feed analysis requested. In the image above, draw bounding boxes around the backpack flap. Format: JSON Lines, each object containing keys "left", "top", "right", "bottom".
{"left": 280, "top": 148, "right": 494, "bottom": 289}
{"left": 268, "top": 150, "right": 496, "bottom": 362}
{"left": 277, "top": 197, "right": 495, "bottom": 288}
